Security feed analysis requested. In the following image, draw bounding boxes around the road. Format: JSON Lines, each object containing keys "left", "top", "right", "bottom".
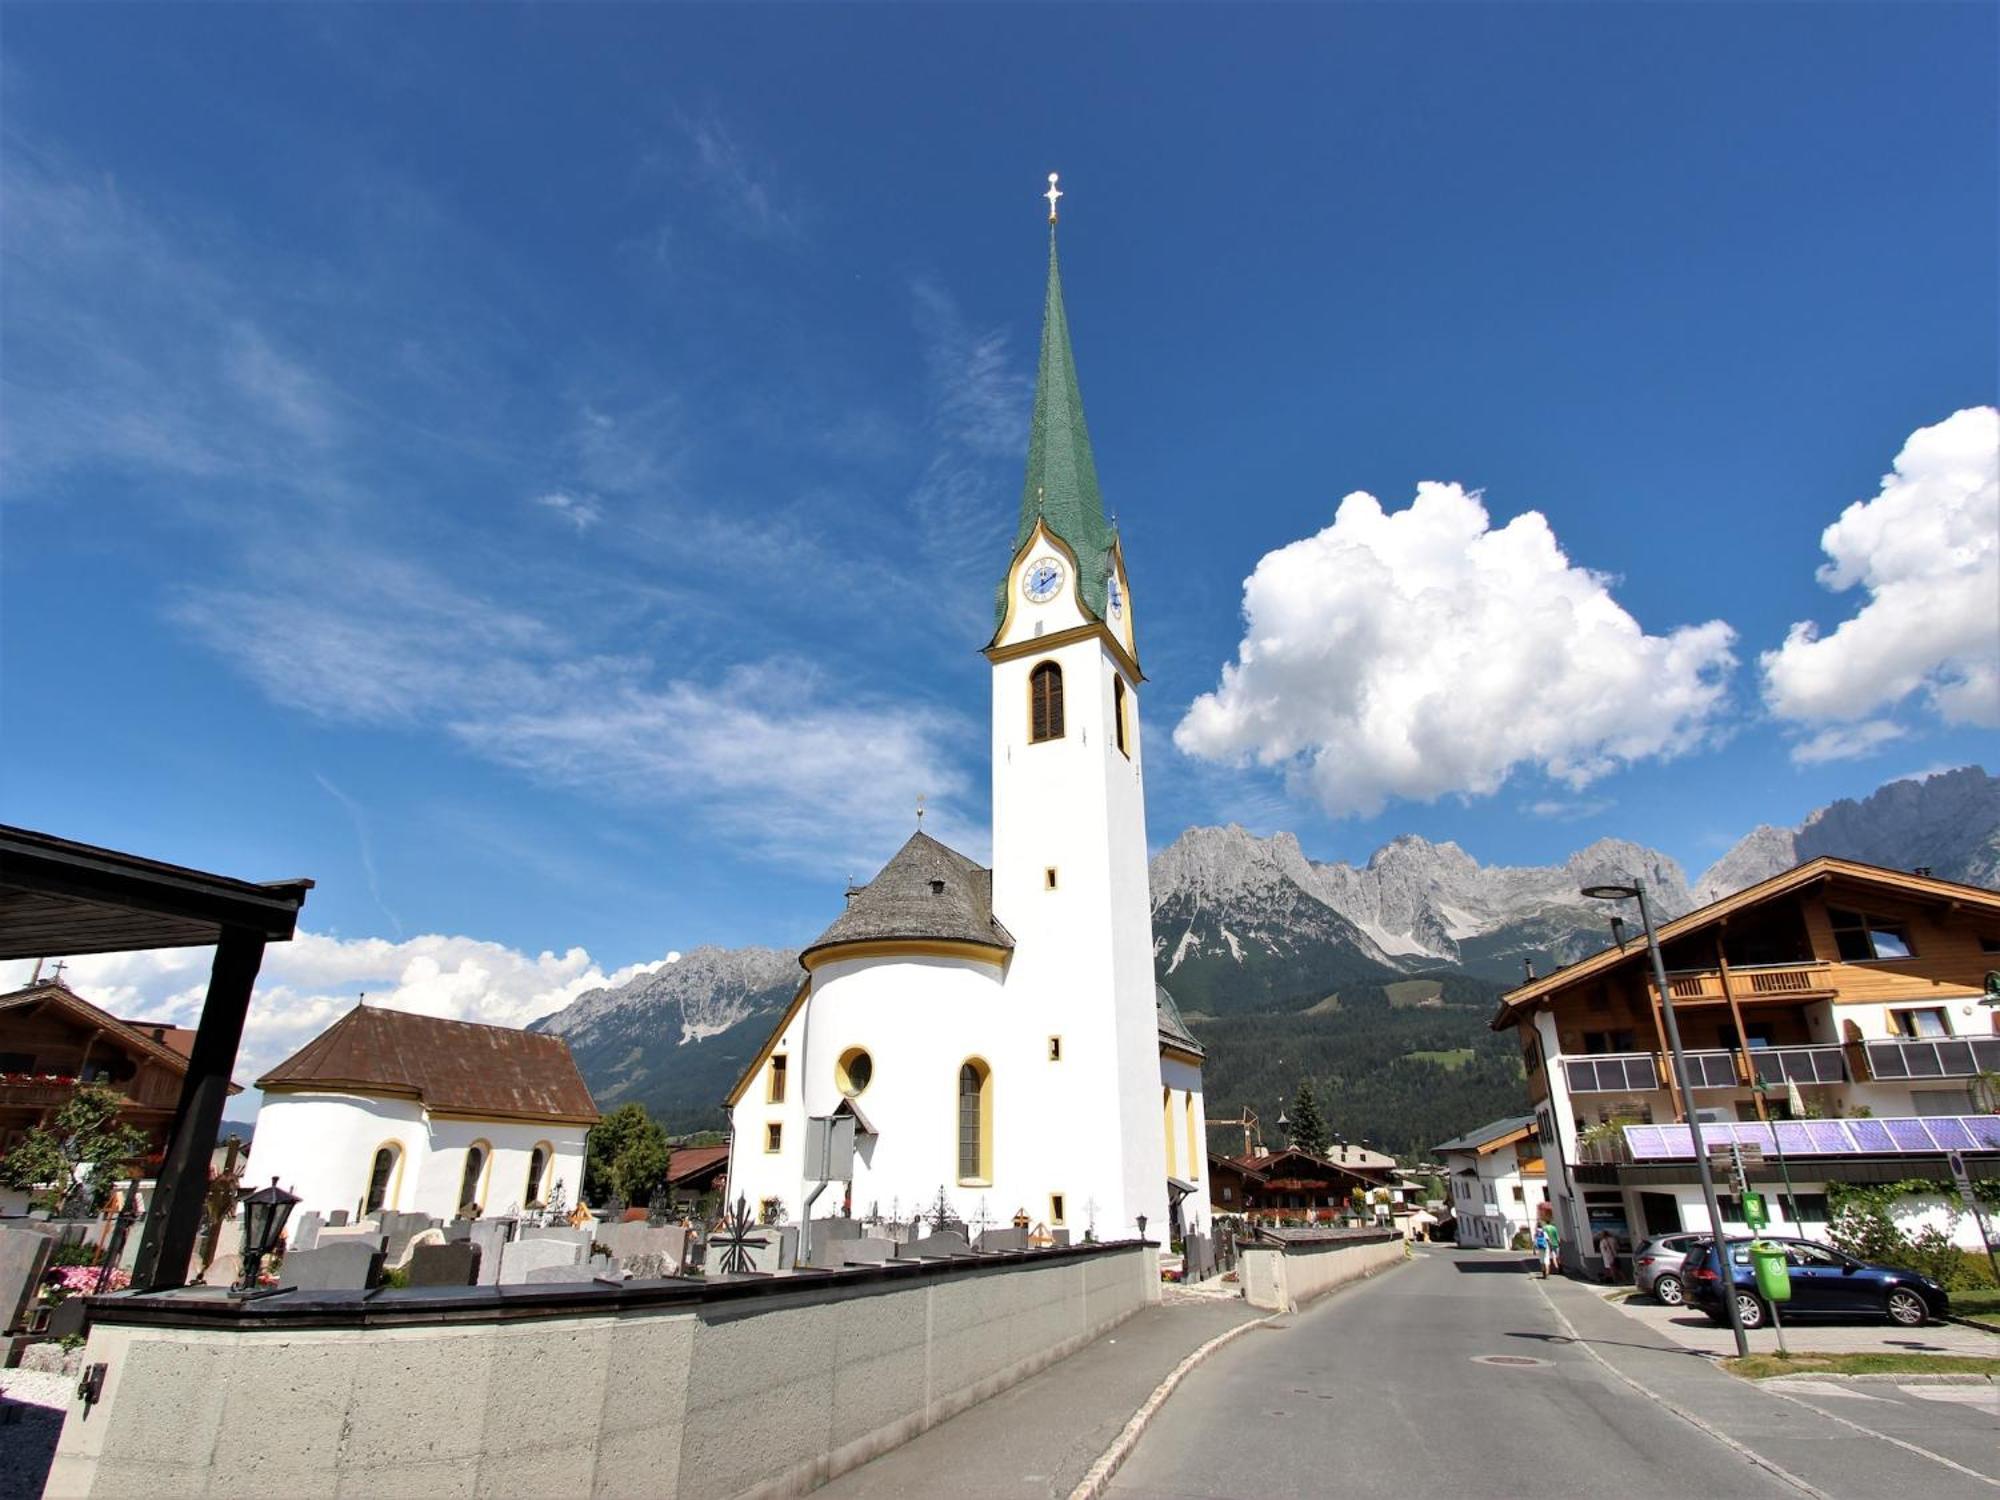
{"left": 1108, "top": 1246, "right": 1998, "bottom": 1500}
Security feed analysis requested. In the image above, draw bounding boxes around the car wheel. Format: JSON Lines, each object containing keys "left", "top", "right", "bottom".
{"left": 1733, "top": 1292, "right": 1766, "bottom": 1330}
{"left": 1886, "top": 1288, "right": 1929, "bottom": 1327}
{"left": 1654, "top": 1273, "right": 1685, "bottom": 1307}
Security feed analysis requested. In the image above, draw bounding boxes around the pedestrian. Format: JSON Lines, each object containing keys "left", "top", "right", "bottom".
{"left": 1543, "top": 1218, "right": 1562, "bottom": 1278}
{"left": 1595, "top": 1227, "right": 1619, "bottom": 1283}
{"left": 1532, "top": 1221, "right": 1551, "bottom": 1277}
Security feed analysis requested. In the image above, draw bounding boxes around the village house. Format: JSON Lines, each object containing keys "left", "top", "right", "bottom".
{"left": 1433, "top": 1114, "right": 1547, "bottom": 1248}
{"left": 252, "top": 1004, "right": 599, "bottom": 1223}
{"left": 1205, "top": 1146, "right": 1394, "bottom": 1225}
{"left": 1494, "top": 858, "right": 2000, "bottom": 1259}
{"left": 0, "top": 976, "right": 229, "bottom": 1201}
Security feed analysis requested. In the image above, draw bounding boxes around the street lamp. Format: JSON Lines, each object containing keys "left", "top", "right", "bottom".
{"left": 1581, "top": 880, "right": 1751, "bottom": 1359}
{"left": 236, "top": 1177, "right": 299, "bottom": 1294}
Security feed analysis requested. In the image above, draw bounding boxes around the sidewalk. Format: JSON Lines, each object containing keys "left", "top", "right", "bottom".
{"left": 813, "top": 1291, "right": 1263, "bottom": 1498}
{"left": 1537, "top": 1272, "right": 2000, "bottom": 1497}
{"left": 1609, "top": 1281, "right": 1999, "bottom": 1358}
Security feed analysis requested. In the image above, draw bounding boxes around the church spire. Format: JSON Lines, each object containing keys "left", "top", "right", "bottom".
{"left": 999, "top": 174, "right": 1117, "bottom": 625}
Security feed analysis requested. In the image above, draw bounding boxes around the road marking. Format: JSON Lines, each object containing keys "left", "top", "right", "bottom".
{"left": 1532, "top": 1278, "right": 1831, "bottom": 1500}
{"left": 1760, "top": 1380, "right": 1896, "bottom": 1402}
{"left": 1758, "top": 1383, "right": 2000, "bottom": 1488}
{"left": 1895, "top": 1385, "right": 2000, "bottom": 1409}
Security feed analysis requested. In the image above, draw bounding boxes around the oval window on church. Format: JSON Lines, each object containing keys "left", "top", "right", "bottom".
{"left": 838, "top": 1048, "right": 873, "bottom": 1097}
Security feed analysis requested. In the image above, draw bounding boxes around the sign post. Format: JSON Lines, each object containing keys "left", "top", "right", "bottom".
{"left": 1948, "top": 1150, "right": 1999, "bottom": 1285}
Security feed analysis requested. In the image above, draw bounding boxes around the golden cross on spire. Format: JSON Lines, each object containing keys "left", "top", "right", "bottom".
{"left": 1044, "top": 172, "right": 1063, "bottom": 224}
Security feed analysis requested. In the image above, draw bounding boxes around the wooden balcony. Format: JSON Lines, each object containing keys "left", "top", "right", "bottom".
{"left": 1661, "top": 961, "right": 1837, "bottom": 1004}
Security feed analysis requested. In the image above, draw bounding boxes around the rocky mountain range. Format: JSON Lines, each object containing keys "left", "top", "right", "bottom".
{"left": 536, "top": 766, "right": 1998, "bottom": 1142}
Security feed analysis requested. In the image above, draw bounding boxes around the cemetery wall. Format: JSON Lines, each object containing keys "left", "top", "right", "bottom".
{"left": 1239, "top": 1230, "right": 1403, "bottom": 1312}
{"left": 45, "top": 1240, "right": 1157, "bottom": 1499}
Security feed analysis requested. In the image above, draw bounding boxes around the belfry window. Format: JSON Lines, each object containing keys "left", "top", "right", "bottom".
{"left": 1029, "top": 662, "right": 1065, "bottom": 743}
{"left": 958, "top": 1059, "right": 992, "bottom": 1183}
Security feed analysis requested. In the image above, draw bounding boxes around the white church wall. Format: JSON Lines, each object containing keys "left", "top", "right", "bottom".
{"left": 415, "top": 1118, "right": 587, "bottom": 1219}
{"left": 727, "top": 1006, "right": 806, "bottom": 1221}
{"left": 251, "top": 1092, "right": 428, "bottom": 1222}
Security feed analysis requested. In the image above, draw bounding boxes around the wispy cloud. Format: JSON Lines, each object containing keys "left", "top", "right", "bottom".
{"left": 531, "top": 490, "right": 603, "bottom": 532}
{"left": 1521, "top": 796, "right": 1616, "bottom": 822}
{"left": 313, "top": 773, "right": 403, "bottom": 937}
{"left": 684, "top": 115, "right": 799, "bottom": 242}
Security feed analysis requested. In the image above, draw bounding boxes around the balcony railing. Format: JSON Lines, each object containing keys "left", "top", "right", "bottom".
{"left": 1864, "top": 1036, "right": 2000, "bottom": 1081}
{"left": 1611, "top": 1114, "right": 2000, "bottom": 1164}
{"left": 1661, "top": 962, "right": 1836, "bottom": 1003}
{"left": 1563, "top": 1053, "right": 1660, "bottom": 1094}
{"left": 1681, "top": 1050, "right": 1742, "bottom": 1089}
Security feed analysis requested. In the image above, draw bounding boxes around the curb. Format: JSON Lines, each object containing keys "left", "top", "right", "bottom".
{"left": 1762, "top": 1372, "right": 1997, "bottom": 1386}
{"left": 1066, "top": 1253, "right": 1409, "bottom": 1500}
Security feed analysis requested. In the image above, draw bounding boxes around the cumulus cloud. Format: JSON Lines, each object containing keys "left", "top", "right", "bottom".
{"left": 1760, "top": 407, "right": 2000, "bottom": 759}
{"left": 531, "top": 490, "right": 603, "bottom": 531}
{"left": 0, "top": 935, "right": 670, "bottom": 1108}
{"left": 1174, "top": 482, "right": 1738, "bottom": 817}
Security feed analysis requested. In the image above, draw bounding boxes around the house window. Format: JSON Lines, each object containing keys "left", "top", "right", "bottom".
{"left": 525, "top": 1144, "right": 551, "bottom": 1206}
{"left": 1045, "top": 867, "right": 1059, "bottom": 891}
{"left": 768, "top": 1054, "right": 788, "bottom": 1104}
{"left": 1113, "top": 676, "right": 1130, "bottom": 757}
{"left": 1582, "top": 1030, "right": 1636, "bottom": 1054}
{"left": 1827, "top": 907, "right": 1915, "bottom": 961}
{"left": 458, "top": 1143, "right": 488, "bottom": 1214}
{"left": 1892, "top": 1007, "right": 1951, "bottom": 1040}
{"left": 1050, "top": 1193, "right": 1066, "bottom": 1224}
{"left": 1911, "top": 1088, "right": 1975, "bottom": 1116}
{"left": 365, "top": 1145, "right": 399, "bottom": 1215}
{"left": 759, "top": 1197, "right": 781, "bottom": 1224}
{"left": 958, "top": 1059, "right": 992, "bottom": 1183}
{"left": 0, "top": 1052, "right": 33, "bottom": 1073}
{"left": 1221, "top": 1185, "right": 1234, "bottom": 1203}
{"left": 837, "top": 1047, "right": 873, "bottom": 1097}
{"left": 765, "top": 1122, "right": 783, "bottom": 1153}
{"left": 1048, "top": 1036, "right": 1062, "bottom": 1062}
{"left": 1512, "top": 1185, "right": 1525, "bottom": 1202}
{"left": 1029, "top": 662, "right": 1065, "bottom": 743}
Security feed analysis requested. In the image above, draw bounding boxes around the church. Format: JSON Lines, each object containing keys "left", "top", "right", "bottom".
{"left": 724, "top": 182, "right": 1207, "bottom": 1246}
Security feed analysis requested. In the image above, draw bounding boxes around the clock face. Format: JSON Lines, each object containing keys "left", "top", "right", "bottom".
{"left": 1021, "top": 557, "right": 1065, "bottom": 604}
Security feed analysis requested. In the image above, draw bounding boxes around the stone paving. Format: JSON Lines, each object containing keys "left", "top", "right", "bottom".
{"left": 1596, "top": 1279, "right": 2000, "bottom": 1358}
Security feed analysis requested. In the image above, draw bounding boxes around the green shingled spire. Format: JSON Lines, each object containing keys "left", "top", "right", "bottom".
{"left": 997, "top": 225, "right": 1117, "bottom": 626}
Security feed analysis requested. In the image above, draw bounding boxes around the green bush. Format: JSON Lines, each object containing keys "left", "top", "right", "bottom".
{"left": 46, "top": 1242, "right": 101, "bottom": 1268}
{"left": 1827, "top": 1181, "right": 2000, "bottom": 1291}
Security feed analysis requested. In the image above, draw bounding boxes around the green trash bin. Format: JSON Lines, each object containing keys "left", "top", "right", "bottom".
{"left": 1749, "top": 1240, "right": 1791, "bottom": 1304}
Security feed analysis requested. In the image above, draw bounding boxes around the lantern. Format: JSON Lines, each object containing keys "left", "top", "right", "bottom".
{"left": 237, "top": 1177, "right": 299, "bottom": 1293}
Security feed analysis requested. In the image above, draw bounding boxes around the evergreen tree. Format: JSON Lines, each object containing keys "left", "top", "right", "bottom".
{"left": 583, "top": 1103, "right": 672, "bottom": 1206}
{"left": 1288, "top": 1079, "right": 1330, "bottom": 1158}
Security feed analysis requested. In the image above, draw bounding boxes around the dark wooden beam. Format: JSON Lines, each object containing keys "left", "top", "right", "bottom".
{"left": 131, "top": 929, "right": 266, "bottom": 1291}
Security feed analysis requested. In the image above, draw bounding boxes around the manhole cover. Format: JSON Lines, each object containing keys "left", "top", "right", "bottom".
{"left": 1473, "top": 1354, "right": 1550, "bottom": 1368}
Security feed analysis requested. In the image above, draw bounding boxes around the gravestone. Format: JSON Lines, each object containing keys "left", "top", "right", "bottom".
{"left": 1049, "top": 1229, "right": 1071, "bottom": 1248}
{"left": 407, "top": 1242, "right": 482, "bottom": 1288}
{"left": 395, "top": 1228, "right": 446, "bottom": 1269}
{"left": 1183, "top": 1233, "right": 1215, "bottom": 1282}
{"left": 744, "top": 1224, "right": 798, "bottom": 1273}
{"left": 443, "top": 1220, "right": 473, "bottom": 1244}
{"left": 278, "top": 1241, "right": 385, "bottom": 1292}
{"left": 289, "top": 1211, "right": 324, "bottom": 1254}
{"left": 976, "top": 1226, "right": 1029, "bottom": 1254}
{"left": 619, "top": 1251, "right": 682, "bottom": 1280}
{"left": 895, "top": 1231, "right": 973, "bottom": 1261}
{"left": 497, "top": 1236, "right": 586, "bottom": 1285}
{"left": 205, "top": 1251, "right": 241, "bottom": 1289}
{"left": 518, "top": 1226, "right": 591, "bottom": 1246}
{"left": 598, "top": 1222, "right": 685, "bottom": 1270}
{"left": 522, "top": 1256, "right": 617, "bottom": 1285}
{"left": 46, "top": 1295, "right": 88, "bottom": 1341}
{"left": 815, "top": 1217, "right": 862, "bottom": 1243}
{"left": 381, "top": 1214, "right": 443, "bottom": 1265}
{"left": 821, "top": 1238, "right": 895, "bottom": 1267}
{"left": 326, "top": 1210, "right": 349, "bottom": 1227}
{"left": 0, "top": 1226, "right": 53, "bottom": 1334}
{"left": 469, "top": 1219, "right": 517, "bottom": 1287}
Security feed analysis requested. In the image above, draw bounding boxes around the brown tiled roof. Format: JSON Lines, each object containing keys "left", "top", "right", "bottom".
{"left": 664, "top": 1144, "right": 729, "bottom": 1186}
{"left": 0, "top": 980, "right": 206, "bottom": 1078}
{"left": 256, "top": 1006, "right": 599, "bottom": 1124}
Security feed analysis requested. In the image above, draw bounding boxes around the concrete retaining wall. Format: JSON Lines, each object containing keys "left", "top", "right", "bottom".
{"left": 1240, "top": 1230, "right": 1403, "bottom": 1312}
{"left": 46, "top": 1243, "right": 1158, "bottom": 1499}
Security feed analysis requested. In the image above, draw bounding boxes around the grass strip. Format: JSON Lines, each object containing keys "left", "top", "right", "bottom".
{"left": 1724, "top": 1351, "right": 2000, "bottom": 1380}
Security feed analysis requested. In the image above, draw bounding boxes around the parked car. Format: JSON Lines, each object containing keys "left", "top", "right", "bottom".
{"left": 1682, "top": 1236, "right": 1949, "bottom": 1329}
{"left": 1632, "top": 1231, "right": 1706, "bottom": 1306}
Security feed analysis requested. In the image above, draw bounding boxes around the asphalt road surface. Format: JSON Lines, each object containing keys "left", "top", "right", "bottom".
{"left": 1108, "top": 1246, "right": 1998, "bottom": 1499}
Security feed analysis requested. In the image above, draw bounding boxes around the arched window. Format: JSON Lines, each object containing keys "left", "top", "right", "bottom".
{"left": 1029, "top": 662, "right": 1064, "bottom": 743}
{"left": 458, "top": 1142, "right": 489, "bottom": 1214}
{"left": 1113, "top": 676, "right": 1129, "bottom": 756}
{"left": 1162, "top": 1088, "right": 1177, "bottom": 1177}
{"left": 365, "top": 1144, "right": 400, "bottom": 1215}
{"left": 1185, "top": 1095, "right": 1200, "bottom": 1182}
{"left": 525, "top": 1144, "right": 552, "bottom": 1207}
{"left": 958, "top": 1059, "right": 992, "bottom": 1184}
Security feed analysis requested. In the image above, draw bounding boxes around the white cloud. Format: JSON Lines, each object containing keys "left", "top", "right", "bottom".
{"left": 1522, "top": 796, "right": 1615, "bottom": 822}
{"left": 0, "top": 935, "right": 669, "bottom": 1111}
{"left": 683, "top": 116, "right": 797, "bottom": 242}
{"left": 531, "top": 490, "right": 603, "bottom": 531}
{"left": 1174, "top": 482, "right": 1738, "bottom": 817}
{"left": 1761, "top": 407, "right": 2000, "bottom": 759}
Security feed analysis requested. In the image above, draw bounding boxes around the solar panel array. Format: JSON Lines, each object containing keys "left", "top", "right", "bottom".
{"left": 1621, "top": 1115, "right": 2000, "bottom": 1161}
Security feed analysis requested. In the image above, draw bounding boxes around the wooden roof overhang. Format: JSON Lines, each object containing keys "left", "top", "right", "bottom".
{"left": 0, "top": 824, "right": 313, "bottom": 958}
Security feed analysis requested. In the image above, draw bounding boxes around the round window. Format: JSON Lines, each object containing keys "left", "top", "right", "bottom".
{"left": 838, "top": 1047, "right": 873, "bottom": 1097}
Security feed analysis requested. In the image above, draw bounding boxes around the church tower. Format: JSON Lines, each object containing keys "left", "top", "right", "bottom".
{"left": 986, "top": 177, "right": 1167, "bottom": 1239}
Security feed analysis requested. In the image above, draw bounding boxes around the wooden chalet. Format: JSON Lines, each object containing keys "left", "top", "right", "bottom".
{"left": 1207, "top": 1146, "right": 1388, "bottom": 1223}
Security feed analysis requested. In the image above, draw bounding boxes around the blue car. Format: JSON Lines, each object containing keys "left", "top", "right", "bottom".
{"left": 1682, "top": 1236, "right": 1949, "bottom": 1329}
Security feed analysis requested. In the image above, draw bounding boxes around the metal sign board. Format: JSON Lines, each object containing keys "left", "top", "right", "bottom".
{"left": 803, "top": 1115, "right": 856, "bottom": 1182}
{"left": 1948, "top": 1150, "right": 1973, "bottom": 1197}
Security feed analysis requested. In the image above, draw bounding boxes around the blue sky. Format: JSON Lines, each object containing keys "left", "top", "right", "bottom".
{"left": 3, "top": 5, "right": 1995, "bottom": 1067}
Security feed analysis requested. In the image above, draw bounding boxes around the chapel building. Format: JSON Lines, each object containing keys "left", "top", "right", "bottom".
{"left": 724, "top": 193, "right": 1205, "bottom": 1244}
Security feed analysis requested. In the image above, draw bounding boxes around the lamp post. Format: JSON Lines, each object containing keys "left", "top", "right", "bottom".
{"left": 1581, "top": 880, "right": 1750, "bottom": 1359}
{"left": 235, "top": 1177, "right": 299, "bottom": 1294}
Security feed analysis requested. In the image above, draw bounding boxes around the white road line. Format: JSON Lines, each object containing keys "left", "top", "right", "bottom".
{"left": 1532, "top": 1278, "right": 1831, "bottom": 1500}
{"left": 1758, "top": 1383, "right": 2000, "bottom": 1488}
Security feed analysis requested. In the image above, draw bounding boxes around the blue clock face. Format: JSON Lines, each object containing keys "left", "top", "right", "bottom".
{"left": 1022, "top": 557, "right": 1065, "bottom": 604}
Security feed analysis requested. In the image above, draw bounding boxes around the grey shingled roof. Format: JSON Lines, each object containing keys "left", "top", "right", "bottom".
{"left": 1433, "top": 1114, "right": 1535, "bottom": 1156}
{"left": 800, "top": 832, "right": 1014, "bottom": 966}
{"left": 1156, "top": 984, "right": 1204, "bottom": 1058}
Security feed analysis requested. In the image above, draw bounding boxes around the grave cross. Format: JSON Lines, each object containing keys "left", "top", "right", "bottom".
{"left": 711, "top": 1195, "right": 769, "bottom": 1276}
{"left": 1083, "top": 1197, "right": 1100, "bottom": 1243}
